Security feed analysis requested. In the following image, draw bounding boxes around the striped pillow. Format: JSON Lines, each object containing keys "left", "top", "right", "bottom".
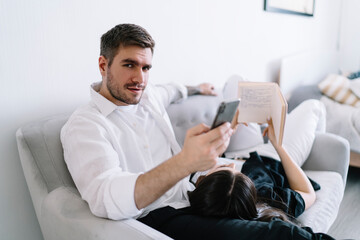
{"left": 318, "top": 74, "right": 360, "bottom": 107}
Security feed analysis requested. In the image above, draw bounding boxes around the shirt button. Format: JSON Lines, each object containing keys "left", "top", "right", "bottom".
{"left": 144, "top": 144, "right": 149, "bottom": 149}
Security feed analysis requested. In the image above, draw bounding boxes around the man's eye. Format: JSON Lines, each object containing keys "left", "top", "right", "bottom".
{"left": 124, "top": 64, "right": 133, "bottom": 68}
{"left": 143, "top": 66, "right": 151, "bottom": 71}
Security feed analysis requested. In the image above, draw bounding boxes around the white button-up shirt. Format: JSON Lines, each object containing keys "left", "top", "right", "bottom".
{"left": 61, "top": 82, "right": 194, "bottom": 220}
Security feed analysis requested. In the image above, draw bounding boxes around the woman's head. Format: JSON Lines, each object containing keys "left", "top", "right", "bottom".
{"left": 189, "top": 166, "right": 294, "bottom": 224}
{"left": 188, "top": 167, "right": 258, "bottom": 220}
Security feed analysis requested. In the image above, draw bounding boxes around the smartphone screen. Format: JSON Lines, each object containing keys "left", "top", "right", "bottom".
{"left": 211, "top": 99, "right": 240, "bottom": 129}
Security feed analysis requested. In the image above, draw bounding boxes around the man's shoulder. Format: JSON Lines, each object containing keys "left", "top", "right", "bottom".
{"left": 71, "top": 102, "right": 103, "bottom": 118}
{"left": 61, "top": 103, "right": 106, "bottom": 134}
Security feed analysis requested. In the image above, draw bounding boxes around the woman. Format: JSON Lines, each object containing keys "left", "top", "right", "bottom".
{"left": 188, "top": 118, "right": 317, "bottom": 224}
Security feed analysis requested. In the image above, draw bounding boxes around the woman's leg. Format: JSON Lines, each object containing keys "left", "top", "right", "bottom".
{"left": 256, "top": 99, "right": 326, "bottom": 166}
{"left": 138, "top": 206, "right": 334, "bottom": 240}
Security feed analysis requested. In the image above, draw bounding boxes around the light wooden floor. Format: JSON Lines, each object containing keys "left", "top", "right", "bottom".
{"left": 328, "top": 166, "right": 360, "bottom": 240}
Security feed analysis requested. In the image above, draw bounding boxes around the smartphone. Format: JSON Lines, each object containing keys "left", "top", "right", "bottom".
{"left": 211, "top": 99, "right": 240, "bottom": 129}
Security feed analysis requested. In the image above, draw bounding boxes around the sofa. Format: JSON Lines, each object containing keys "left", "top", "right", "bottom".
{"left": 16, "top": 94, "right": 349, "bottom": 240}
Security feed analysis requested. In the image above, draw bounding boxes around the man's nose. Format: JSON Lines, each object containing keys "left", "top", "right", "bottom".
{"left": 133, "top": 68, "right": 146, "bottom": 84}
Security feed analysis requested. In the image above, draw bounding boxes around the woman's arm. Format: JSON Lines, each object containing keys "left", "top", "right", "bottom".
{"left": 263, "top": 118, "right": 316, "bottom": 210}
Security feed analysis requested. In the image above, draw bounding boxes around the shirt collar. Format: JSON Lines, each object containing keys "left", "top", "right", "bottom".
{"left": 90, "top": 81, "right": 118, "bottom": 117}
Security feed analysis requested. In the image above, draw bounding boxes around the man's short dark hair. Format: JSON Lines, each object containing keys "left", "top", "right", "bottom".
{"left": 100, "top": 23, "right": 155, "bottom": 66}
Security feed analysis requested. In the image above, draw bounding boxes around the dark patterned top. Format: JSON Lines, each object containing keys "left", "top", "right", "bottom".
{"left": 241, "top": 152, "right": 320, "bottom": 218}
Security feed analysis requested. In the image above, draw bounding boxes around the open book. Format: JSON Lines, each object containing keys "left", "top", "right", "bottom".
{"left": 237, "top": 82, "right": 288, "bottom": 146}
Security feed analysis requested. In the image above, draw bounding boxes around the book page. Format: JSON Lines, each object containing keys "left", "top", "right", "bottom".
{"left": 237, "top": 82, "right": 287, "bottom": 146}
{"left": 237, "top": 83, "right": 274, "bottom": 123}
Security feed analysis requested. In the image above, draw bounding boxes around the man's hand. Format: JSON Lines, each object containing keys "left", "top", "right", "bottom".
{"left": 197, "top": 83, "right": 217, "bottom": 96}
{"left": 186, "top": 83, "right": 217, "bottom": 96}
{"left": 178, "top": 122, "right": 233, "bottom": 173}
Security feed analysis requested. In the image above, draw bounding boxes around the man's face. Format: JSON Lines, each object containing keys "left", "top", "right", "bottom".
{"left": 99, "top": 45, "right": 153, "bottom": 106}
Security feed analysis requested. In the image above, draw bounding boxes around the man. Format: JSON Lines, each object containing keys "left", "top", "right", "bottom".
{"left": 61, "top": 24, "right": 334, "bottom": 240}
{"left": 61, "top": 23, "right": 233, "bottom": 220}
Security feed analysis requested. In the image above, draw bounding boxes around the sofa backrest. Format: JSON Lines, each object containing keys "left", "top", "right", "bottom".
{"left": 20, "top": 114, "right": 76, "bottom": 192}
{"left": 167, "top": 95, "right": 221, "bottom": 146}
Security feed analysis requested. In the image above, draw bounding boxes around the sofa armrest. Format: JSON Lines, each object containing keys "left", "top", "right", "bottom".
{"left": 302, "top": 132, "right": 350, "bottom": 185}
{"left": 41, "top": 187, "right": 172, "bottom": 240}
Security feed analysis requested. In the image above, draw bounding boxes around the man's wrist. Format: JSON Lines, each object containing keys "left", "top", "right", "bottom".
{"left": 173, "top": 151, "right": 193, "bottom": 176}
{"left": 186, "top": 86, "right": 202, "bottom": 96}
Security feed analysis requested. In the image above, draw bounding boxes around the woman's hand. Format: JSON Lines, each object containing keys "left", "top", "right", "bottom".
{"left": 262, "top": 118, "right": 279, "bottom": 148}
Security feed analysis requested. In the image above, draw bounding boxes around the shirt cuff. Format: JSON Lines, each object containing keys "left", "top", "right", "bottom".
{"left": 105, "top": 173, "right": 144, "bottom": 220}
{"left": 169, "top": 82, "right": 188, "bottom": 100}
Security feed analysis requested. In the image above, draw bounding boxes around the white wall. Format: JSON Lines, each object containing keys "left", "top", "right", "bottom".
{"left": 339, "top": 0, "right": 360, "bottom": 71}
{"left": 0, "top": 0, "right": 344, "bottom": 239}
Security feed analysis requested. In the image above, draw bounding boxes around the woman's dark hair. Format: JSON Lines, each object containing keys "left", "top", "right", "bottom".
{"left": 188, "top": 170, "right": 295, "bottom": 224}
{"left": 100, "top": 23, "right": 155, "bottom": 66}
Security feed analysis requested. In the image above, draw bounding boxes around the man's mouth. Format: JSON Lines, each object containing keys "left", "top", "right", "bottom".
{"left": 127, "top": 85, "right": 145, "bottom": 93}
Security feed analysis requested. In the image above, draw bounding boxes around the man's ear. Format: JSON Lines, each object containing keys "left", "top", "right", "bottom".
{"left": 99, "top": 56, "right": 108, "bottom": 77}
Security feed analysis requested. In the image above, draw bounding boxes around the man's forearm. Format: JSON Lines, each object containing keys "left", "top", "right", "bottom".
{"left": 134, "top": 154, "right": 190, "bottom": 210}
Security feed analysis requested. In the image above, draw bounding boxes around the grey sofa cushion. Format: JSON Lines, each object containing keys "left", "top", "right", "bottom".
{"left": 167, "top": 95, "right": 222, "bottom": 146}
{"left": 299, "top": 170, "right": 343, "bottom": 232}
{"left": 21, "top": 115, "right": 75, "bottom": 192}
{"left": 288, "top": 85, "right": 322, "bottom": 112}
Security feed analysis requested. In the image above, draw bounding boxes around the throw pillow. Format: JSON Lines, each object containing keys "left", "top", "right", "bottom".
{"left": 318, "top": 74, "right": 360, "bottom": 107}
{"left": 226, "top": 123, "right": 264, "bottom": 153}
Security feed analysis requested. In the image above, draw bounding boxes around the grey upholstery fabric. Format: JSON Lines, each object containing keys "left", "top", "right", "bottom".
{"left": 167, "top": 95, "right": 222, "bottom": 146}
{"left": 288, "top": 85, "right": 322, "bottom": 113}
{"left": 41, "top": 186, "right": 169, "bottom": 240}
{"left": 302, "top": 132, "right": 350, "bottom": 184}
{"left": 298, "top": 170, "right": 344, "bottom": 232}
{"left": 21, "top": 115, "right": 75, "bottom": 191}
{"left": 16, "top": 95, "right": 350, "bottom": 239}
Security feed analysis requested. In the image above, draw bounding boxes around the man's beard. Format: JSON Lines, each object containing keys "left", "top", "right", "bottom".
{"left": 106, "top": 70, "right": 145, "bottom": 105}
